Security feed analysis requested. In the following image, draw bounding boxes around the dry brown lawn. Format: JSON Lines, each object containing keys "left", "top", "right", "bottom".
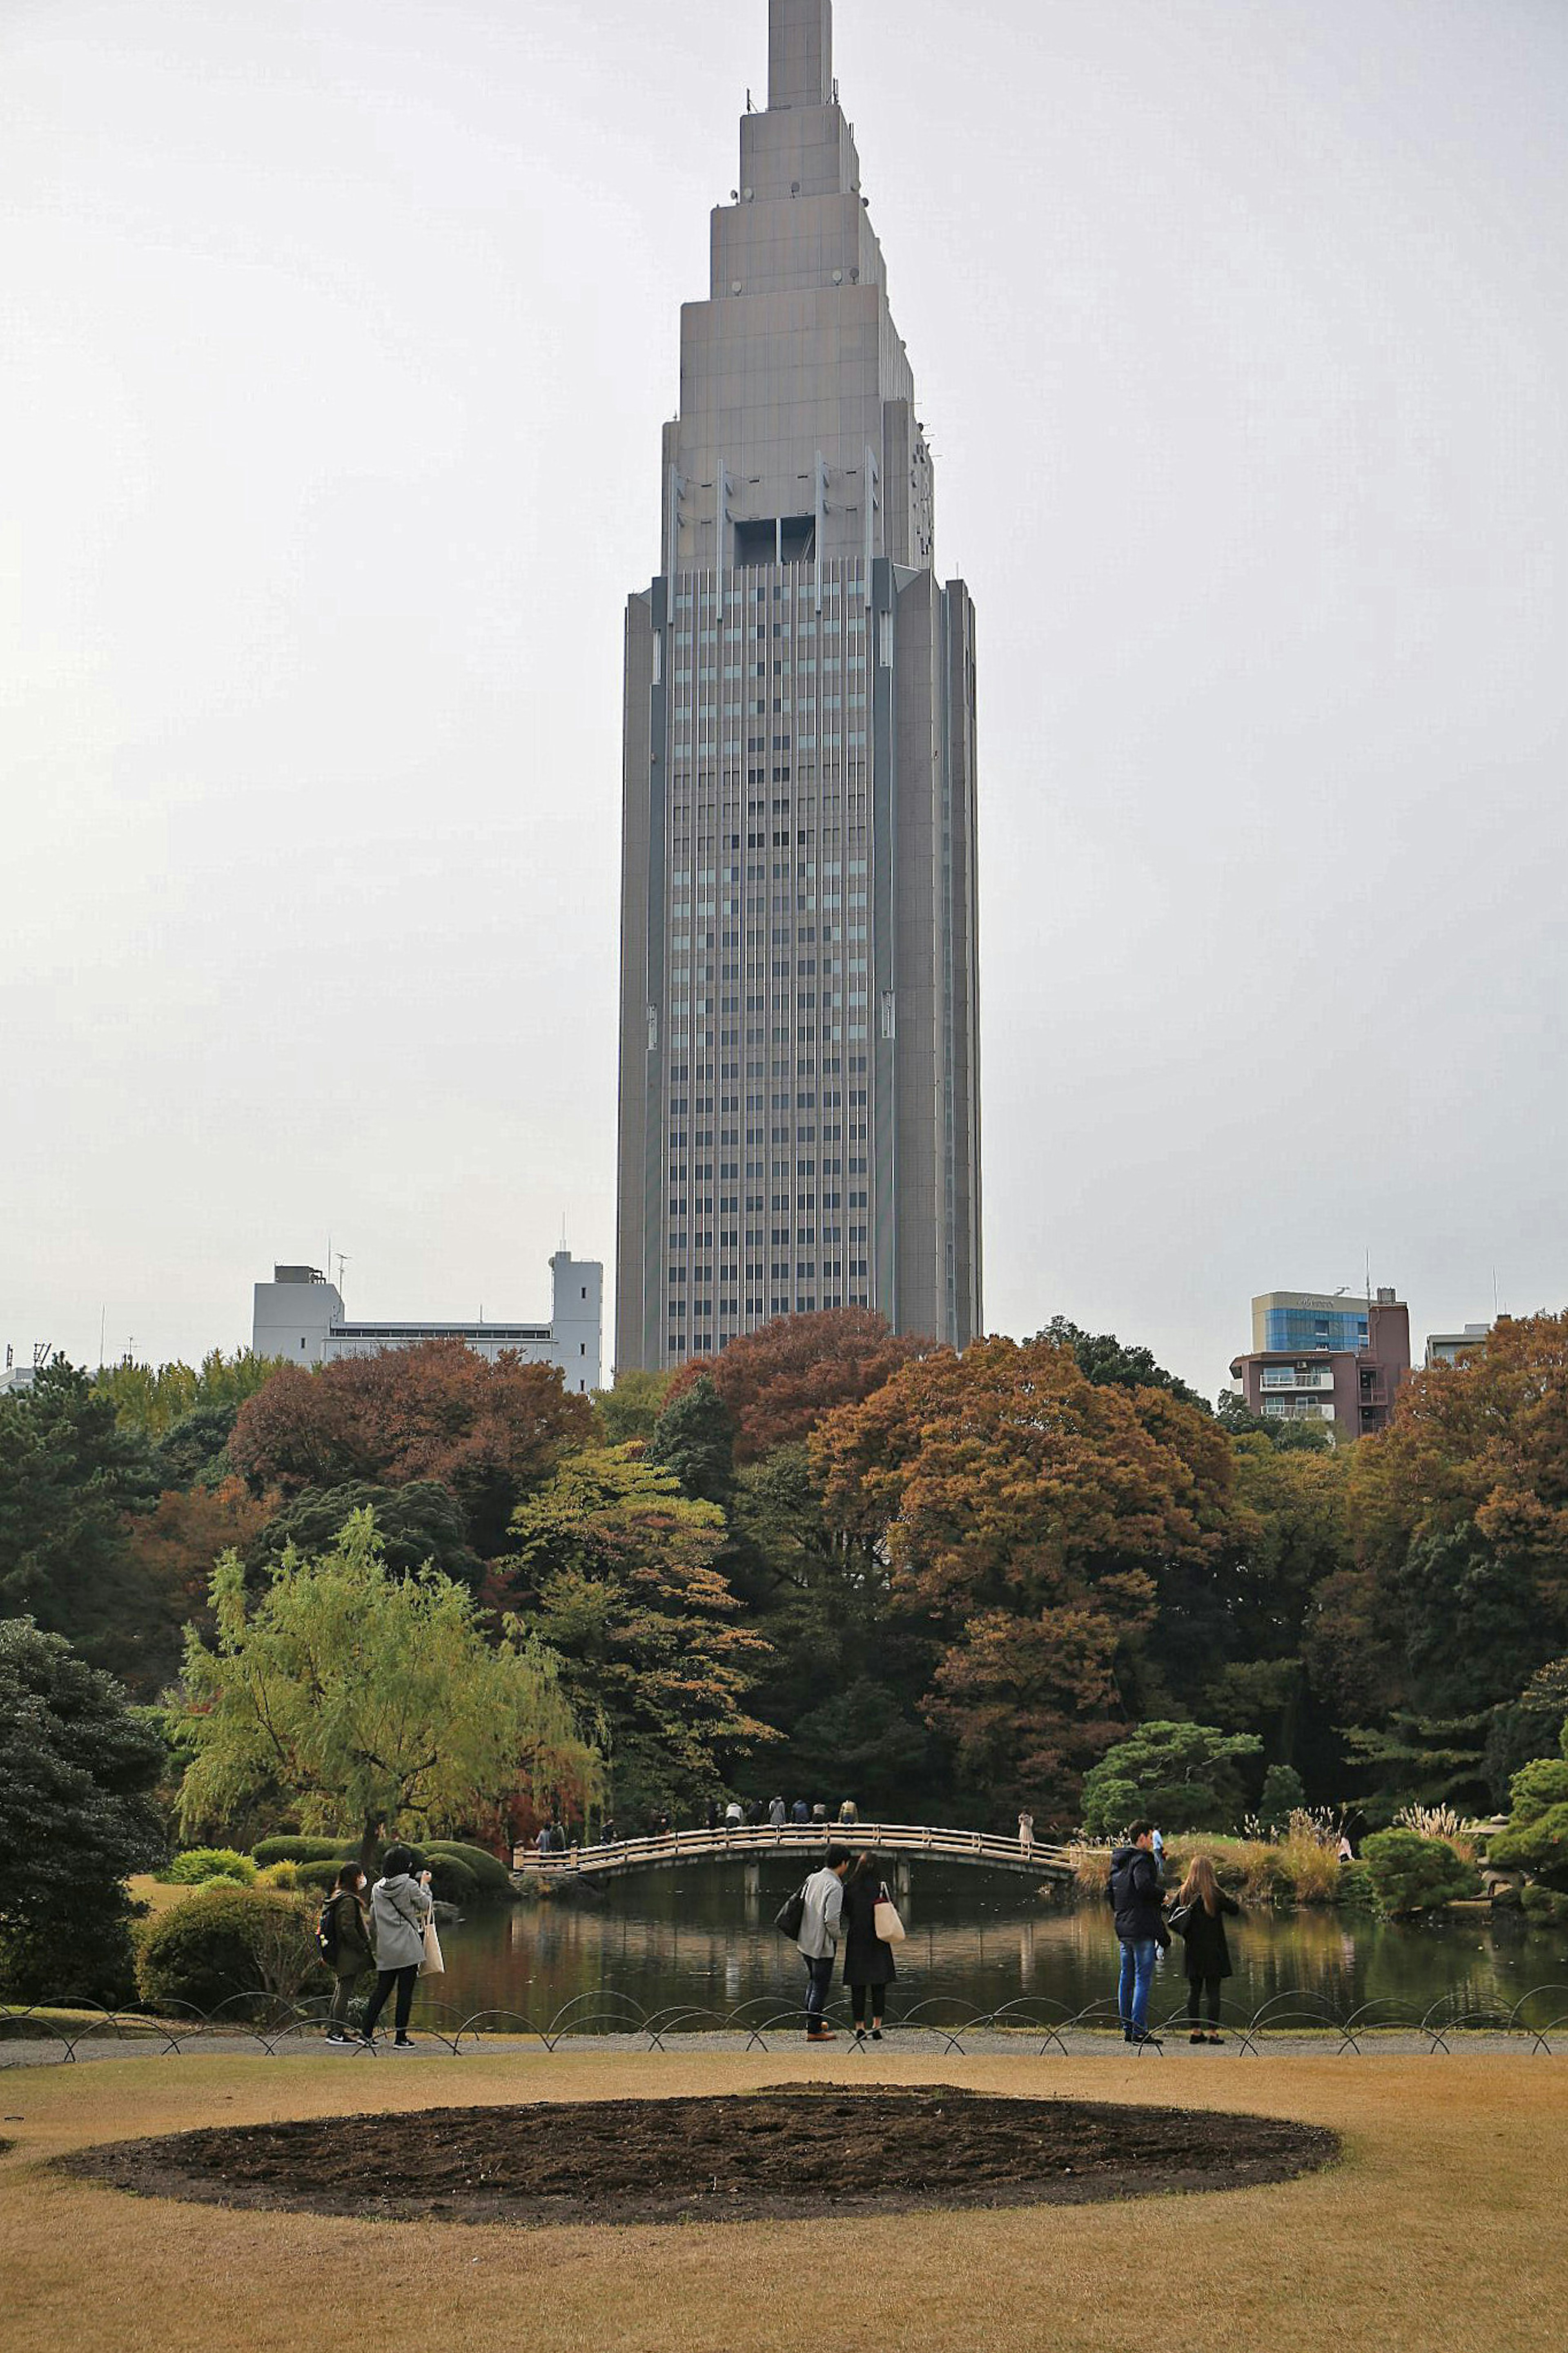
{"left": 126, "top": 1874, "right": 194, "bottom": 1922}
{"left": 2, "top": 2045, "right": 1561, "bottom": 2353}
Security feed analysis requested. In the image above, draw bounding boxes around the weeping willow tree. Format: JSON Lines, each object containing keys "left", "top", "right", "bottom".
{"left": 176, "top": 1508, "right": 598, "bottom": 1866}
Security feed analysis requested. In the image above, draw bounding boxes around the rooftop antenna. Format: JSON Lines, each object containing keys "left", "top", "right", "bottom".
{"left": 334, "top": 1252, "right": 349, "bottom": 1300}
{"left": 98, "top": 1304, "right": 106, "bottom": 1370}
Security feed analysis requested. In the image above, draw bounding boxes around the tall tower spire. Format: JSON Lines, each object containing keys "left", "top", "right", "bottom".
{"left": 769, "top": 0, "right": 832, "bottom": 110}
{"left": 614, "top": 0, "right": 983, "bottom": 1376}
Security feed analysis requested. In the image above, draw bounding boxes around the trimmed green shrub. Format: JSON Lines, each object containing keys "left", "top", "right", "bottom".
{"left": 1506, "top": 1757, "right": 1568, "bottom": 1828}
{"left": 1335, "top": 1861, "right": 1376, "bottom": 1911}
{"left": 161, "top": 1847, "right": 256, "bottom": 1887}
{"left": 292, "top": 1858, "right": 348, "bottom": 1892}
{"left": 252, "top": 1836, "right": 348, "bottom": 1868}
{"left": 424, "top": 1855, "right": 478, "bottom": 1906}
{"left": 1488, "top": 1804, "right": 1568, "bottom": 1890}
{"left": 1361, "top": 1829, "right": 1477, "bottom": 1918}
{"left": 1521, "top": 1884, "right": 1568, "bottom": 1925}
{"left": 423, "top": 1840, "right": 514, "bottom": 1896}
{"left": 136, "top": 1887, "right": 323, "bottom": 2018}
{"left": 1080, "top": 1721, "right": 1263, "bottom": 1836}
{"left": 254, "top": 1861, "right": 299, "bottom": 1890}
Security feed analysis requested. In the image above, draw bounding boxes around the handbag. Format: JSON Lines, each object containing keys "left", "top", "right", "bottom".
{"left": 775, "top": 1883, "right": 808, "bottom": 1939}
{"left": 418, "top": 1916, "right": 445, "bottom": 1977}
{"left": 873, "top": 1885, "right": 906, "bottom": 1944}
{"left": 1165, "top": 1901, "right": 1192, "bottom": 1937}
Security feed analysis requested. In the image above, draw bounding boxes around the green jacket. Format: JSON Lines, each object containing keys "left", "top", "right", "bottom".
{"left": 327, "top": 1889, "right": 374, "bottom": 1974}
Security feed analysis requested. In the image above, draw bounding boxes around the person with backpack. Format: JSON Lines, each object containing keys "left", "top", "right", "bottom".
{"left": 840, "top": 1850, "right": 898, "bottom": 2040}
{"left": 320, "top": 1863, "right": 374, "bottom": 2045}
{"left": 1169, "top": 1853, "right": 1241, "bottom": 2043}
{"left": 1107, "top": 1820, "right": 1169, "bottom": 2048}
{"left": 360, "top": 1847, "right": 434, "bottom": 2050}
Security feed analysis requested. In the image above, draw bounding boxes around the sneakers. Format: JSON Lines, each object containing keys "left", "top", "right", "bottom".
{"left": 1190, "top": 2030, "right": 1206, "bottom": 2044}
{"left": 391, "top": 2034, "right": 415, "bottom": 2051}
{"left": 1207, "top": 2032, "right": 1225, "bottom": 2045}
{"left": 871, "top": 2027, "right": 883, "bottom": 2041}
{"left": 325, "top": 2027, "right": 352, "bottom": 2046}
{"left": 1129, "top": 2030, "right": 1163, "bottom": 2050}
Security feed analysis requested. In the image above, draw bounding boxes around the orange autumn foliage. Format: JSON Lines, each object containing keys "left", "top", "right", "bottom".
{"left": 662, "top": 1307, "right": 928, "bottom": 1464}
{"left": 810, "top": 1336, "right": 1241, "bottom": 1820}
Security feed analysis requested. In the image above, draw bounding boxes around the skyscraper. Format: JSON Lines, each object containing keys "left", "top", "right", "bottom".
{"left": 615, "top": 0, "right": 982, "bottom": 1373}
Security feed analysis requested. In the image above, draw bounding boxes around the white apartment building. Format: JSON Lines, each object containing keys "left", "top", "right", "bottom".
{"left": 252, "top": 1252, "right": 603, "bottom": 1394}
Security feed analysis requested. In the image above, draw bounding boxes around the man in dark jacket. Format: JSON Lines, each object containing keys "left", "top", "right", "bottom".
{"left": 1107, "top": 1820, "right": 1169, "bottom": 2047}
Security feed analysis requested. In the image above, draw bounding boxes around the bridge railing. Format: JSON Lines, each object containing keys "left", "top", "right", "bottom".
{"left": 511, "top": 1822, "right": 1073, "bottom": 1875}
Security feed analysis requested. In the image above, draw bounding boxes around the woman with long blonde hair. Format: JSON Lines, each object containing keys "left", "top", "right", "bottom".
{"left": 1171, "top": 1853, "right": 1241, "bottom": 2044}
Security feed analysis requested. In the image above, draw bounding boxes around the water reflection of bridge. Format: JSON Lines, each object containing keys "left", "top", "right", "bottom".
{"left": 512, "top": 1821, "right": 1074, "bottom": 1891}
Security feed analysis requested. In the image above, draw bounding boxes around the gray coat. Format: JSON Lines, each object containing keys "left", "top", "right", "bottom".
{"left": 796, "top": 1865, "right": 845, "bottom": 1962}
{"left": 370, "top": 1872, "right": 433, "bottom": 1970}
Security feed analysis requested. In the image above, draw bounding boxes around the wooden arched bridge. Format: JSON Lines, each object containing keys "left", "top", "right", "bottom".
{"left": 512, "top": 1821, "right": 1075, "bottom": 1886}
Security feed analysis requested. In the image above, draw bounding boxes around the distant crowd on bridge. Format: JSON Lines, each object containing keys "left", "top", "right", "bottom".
{"left": 529, "top": 1795, "right": 1040, "bottom": 1858}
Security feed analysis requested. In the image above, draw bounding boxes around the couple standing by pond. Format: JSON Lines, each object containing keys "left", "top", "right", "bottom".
{"left": 791, "top": 1845, "right": 903, "bottom": 2043}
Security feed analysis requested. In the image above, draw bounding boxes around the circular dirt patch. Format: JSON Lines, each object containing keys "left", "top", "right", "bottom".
{"left": 60, "top": 2088, "right": 1336, "bottom": 2226}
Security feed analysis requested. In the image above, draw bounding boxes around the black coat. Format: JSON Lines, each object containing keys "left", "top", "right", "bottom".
{"left": 1108, "top": 1844, "right": 1167, "bottom": 1944}
{"left": 1172, "top": 1889, "right": 1239, "bottom": 1979}
{"left": 840, "top": 1873, "right": 898, "bottom": 1988}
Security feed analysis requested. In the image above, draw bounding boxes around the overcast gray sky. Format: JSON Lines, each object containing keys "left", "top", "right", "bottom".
{"left": 4, "top": 0, "right": 1565, "bottom": 1397}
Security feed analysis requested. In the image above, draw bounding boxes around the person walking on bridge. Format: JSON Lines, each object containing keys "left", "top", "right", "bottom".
{"left": 1108, "top": 1820, "right": 1168, "bottom": 2048}
{"left": 797, "top": 1845, "right": 852, "bottom": 2043}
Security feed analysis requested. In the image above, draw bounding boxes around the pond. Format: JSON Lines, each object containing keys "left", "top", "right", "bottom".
{"left": 409, "top": 1859, "right": 1568, "bottom": 2036}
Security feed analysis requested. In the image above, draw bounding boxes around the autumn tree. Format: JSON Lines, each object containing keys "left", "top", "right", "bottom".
{"left": 661, "top": 1307, "right": 927, "bottom": 1464}
{"left": 1342, "top": 1314, "right": 1568, "bottom": 1717}
{"left": 176, "top": 1510, "right": 596, "bottom": 1867}
{"left": 497, "top": 1448, "right": 775, "bottom": 1824}
{"left": 811, "top": 1337, "right": 1243, "bottom": 1824}
{"left": 228, "top": 1340, "right": 595, "bottom": 1555}
{"left": 122, "top": 1477, "right": 276, "bottom": 1691}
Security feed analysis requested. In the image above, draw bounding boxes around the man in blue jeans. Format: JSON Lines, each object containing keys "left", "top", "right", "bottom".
{"left": 1108, "top": 1820, "right": 1169, "bottom": 2047}
{"left": 796, "top": 1845, "right": 852, "bottom": 2042}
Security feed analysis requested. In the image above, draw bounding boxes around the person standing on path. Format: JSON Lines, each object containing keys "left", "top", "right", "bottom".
{"left": 797, "top": 1844, "right": 852, "bottom": 2043}
{"left": 840, "top": 1851, "right": 897, "bottom": 2040}
{"left": 1017, "top": 1811, "right": 1034, "bottom": 1857}
{"left": 1108, "top": 1820, "right": 1168, "bottom": 2048}
{"left": 1171, "top": 1854, "right": 1240, "bottom": 2043}
{"left": 323, "top": 1863, "right": 374, "bottom": 2044}
{"left": 361, "top": 1847, "right": 434, "bottom": 2050}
